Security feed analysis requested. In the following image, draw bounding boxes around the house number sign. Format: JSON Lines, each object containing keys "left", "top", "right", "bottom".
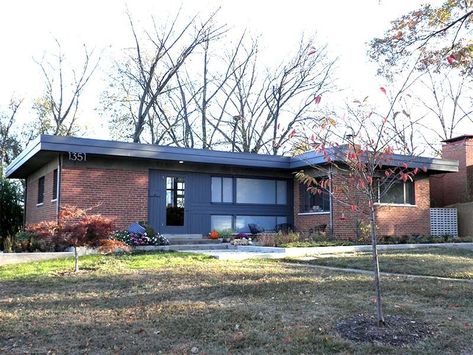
{"left": 68, "top": 152, "right": 87, "bottom": 161}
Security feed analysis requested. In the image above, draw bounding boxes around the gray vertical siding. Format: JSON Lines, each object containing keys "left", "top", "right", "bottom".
{"left": 148, "top": 169, "right": 293, "bottom": 235}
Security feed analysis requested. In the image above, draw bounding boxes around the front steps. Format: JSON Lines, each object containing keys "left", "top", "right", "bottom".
{"left": 163, "top": 234, "right": 222, "bottom": 246}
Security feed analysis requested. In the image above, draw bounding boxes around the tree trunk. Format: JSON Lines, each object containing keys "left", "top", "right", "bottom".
{"left": 369, "top": 205, "right": 385, "bottom": 326}
{"left": 73, "top": 246, "right": 79, "bottom": 272}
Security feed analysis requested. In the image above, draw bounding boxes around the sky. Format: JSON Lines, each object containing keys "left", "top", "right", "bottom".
{"left": 0, "top": 0, "right": 443, "bottom": 139}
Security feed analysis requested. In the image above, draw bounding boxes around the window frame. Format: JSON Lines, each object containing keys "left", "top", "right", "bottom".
{"left": 37, "top": 176, "right": 45, "bottom": 206}
{"left": 298, "top": 180, "right": 331, "bottom": 214}
{"left": 235, "top": 177, "right": 288, "bottom": 205}
{"left": 211, "top": 176, "right": 234, "bottom": 204}
{"left": 52, "top": 169, "right": 58, "bottom": 201}
{"left": 376, "top": 180, "right": 415, "bottom": 206}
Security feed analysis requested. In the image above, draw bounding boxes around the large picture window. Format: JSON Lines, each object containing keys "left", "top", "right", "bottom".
{"left": 378, "top": 180, "right": 415, "bottom": 205}
{"left": 236, "top": 178, "right": 287, "bottom": 205}
{"left": 299, "top": 183, "right": 330, "bottom": 213}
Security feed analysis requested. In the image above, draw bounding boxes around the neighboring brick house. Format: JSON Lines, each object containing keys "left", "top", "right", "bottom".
{"left": 430, "top": 135, "right": 473, "bottom": 236}
{"left": 430, "top": 135, "right": 473, "bottom": 207}
{"left": 6, "top": 135, "right": 458, "bottom": 239}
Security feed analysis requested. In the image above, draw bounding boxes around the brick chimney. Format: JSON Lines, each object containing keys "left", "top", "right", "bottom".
{"left": 430, "top": 135, "right": 473, "bottom": 206}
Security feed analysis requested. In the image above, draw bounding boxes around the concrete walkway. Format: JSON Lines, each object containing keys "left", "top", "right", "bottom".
{"left": 180, "top": 242, "right": 473, "bottom": 260}
{"left": 1, "top": 243, "right": 472, "bottom": 266}
{"left": 283, "top": 262, "right": 473, "bottom": 283}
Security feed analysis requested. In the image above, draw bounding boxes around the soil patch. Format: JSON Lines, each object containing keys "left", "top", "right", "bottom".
{"left": 336, "top": 314, "right": 433, "bottom": 347}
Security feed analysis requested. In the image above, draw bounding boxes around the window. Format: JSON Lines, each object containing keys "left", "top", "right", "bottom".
{"left": 37, "top": 176, "right": 45, "bottom": 205}
{"left": 211, "top": 215, "right": 233, "bottom": 230}
{"left": 236, "top": 178, "right": 287, "bottom": 205}
{"left": 299, "top": 183, "right": 330, "bottom": 213}
{"left": 235, "top": 215, "right": 287, "bottom": 233}
{"left": 52, "top": 169, "right": 58, "bottom": 201}
{"left": 166, "top": 177, "right": 185, "bottom": 226}
{"left": 211, "top": 177, "right": 233, "bottom": 203}
{"left": 378, "top": 180, "right": 415, "bottom": 205}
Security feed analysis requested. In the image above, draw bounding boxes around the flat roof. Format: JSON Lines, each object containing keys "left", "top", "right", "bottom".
{"left": 442, "top": 135, "right": 473, "bottom": 143}
{"left": 5, "top": 135, "right": 459, "bottom": 178}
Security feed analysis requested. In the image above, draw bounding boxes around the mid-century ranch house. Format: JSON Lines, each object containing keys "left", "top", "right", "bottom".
{"left": 6, "top": 135, "right": 458, "bottom": 239}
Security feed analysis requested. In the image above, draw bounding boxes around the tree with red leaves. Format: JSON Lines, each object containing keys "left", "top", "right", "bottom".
{"left": 58, "top": 206, "right": 115, "bottom": 272}
{"left": 28, "top": 205, "right": 115, "bottom": 272}
{"left": 294, "top": 85, "right": 424, "bottom": 326}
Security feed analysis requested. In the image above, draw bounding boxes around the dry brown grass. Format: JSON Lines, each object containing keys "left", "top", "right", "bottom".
{"left": 0, "top": 252, "right": 472, "bottom": 354}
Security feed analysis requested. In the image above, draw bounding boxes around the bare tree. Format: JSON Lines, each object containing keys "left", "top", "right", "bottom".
{"left": 220, "top": 38, "right": 336, "bottom": 154}
{"left": 415, "top": 69, "right": 473, "bottom": 153}
{"left": 106, "top": 10, "right": 226, "bottom": 143}
{"left": 0, "top": 98, "right": 23, "bottom": 171}
{"left": 32, "top": 39, "right": 99, "bottom": 137}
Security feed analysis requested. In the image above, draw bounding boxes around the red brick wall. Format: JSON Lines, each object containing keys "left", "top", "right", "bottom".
{"left": 430, "top": 138, "right": 473, "bottom": 206}
{"left": 25, "top": 166, "right": 58, "bottom": 225}
{"left": 60, "top": 166, "right": 148, "bottom": 230}
{"left": 294, "top": 175, "right": 431, "bottom": 239}
{"left": 375, "top": 177, "right": 430, "bottom": 236}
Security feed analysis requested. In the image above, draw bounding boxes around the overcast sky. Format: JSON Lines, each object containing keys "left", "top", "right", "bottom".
{"left": 0, "top": 0, "right": 443, "bottom": 138}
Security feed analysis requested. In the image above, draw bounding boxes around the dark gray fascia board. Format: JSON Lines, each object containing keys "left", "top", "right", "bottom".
{"left": 6, "top": 135, "right": 459, "bottom": 178}
{"left": 289, "top": 146, "right": 458, "bottom": 173}
{"left": 5, "top": 135, "right": 291, "bottom": 177}
{"left": 4, "top": 136, "right": 42, "bottom": 178}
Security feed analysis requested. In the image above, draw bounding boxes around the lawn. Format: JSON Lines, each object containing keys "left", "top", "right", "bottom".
{"left": 0, "top": 251, "right": 472, "bottom": 354}
{"left": 289, "top": 247, "right": 473, "bottom": 279}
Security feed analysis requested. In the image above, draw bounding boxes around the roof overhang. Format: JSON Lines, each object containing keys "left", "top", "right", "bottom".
{"left": 5, "top": 135, "right": 291, "bottom": 178}
{"left": 5, "top": 135, "right": 459, "bottom": 178}
{"left": 289, "top": 146, "right": 458, "bottom": 174}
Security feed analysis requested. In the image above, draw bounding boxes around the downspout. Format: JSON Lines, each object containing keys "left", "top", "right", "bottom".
{"left": 329, "top": 166, "right": 334, "bottom": 239}
{"left": 56, "top": 154, "right": 62, "bottom": 223}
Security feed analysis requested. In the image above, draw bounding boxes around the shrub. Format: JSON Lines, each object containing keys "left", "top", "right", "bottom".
{"left": 0, "top": 177, "right": 23, "bottom": 251}
{"left": 216, "top": 229, "right": 233, "bottom": 241}
{"left": 98, "top": 239, "right": 132, "bottom": 254}
{"left": 138, "top": 221, "right": 157, "bottom": 238}
{"left": 13, "top": 230, "right": 38, "bottom": 252}
{"left": 24, "top": 205, "right": 115, "bottom": 271}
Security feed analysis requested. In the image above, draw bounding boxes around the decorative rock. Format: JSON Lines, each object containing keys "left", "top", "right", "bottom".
{"left": 191, "top": 346, "right": 199, "bottom": 354}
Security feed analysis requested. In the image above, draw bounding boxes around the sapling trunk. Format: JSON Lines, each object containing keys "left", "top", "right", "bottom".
{"left": 73, "top": 246, "right": 79, "bottom": 272}
{"left": 369, "top": 205, "right": 385, "bottom": 326}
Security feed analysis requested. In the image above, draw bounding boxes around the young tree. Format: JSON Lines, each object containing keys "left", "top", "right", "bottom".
{"left": 59, "top": 207, "right": 115, "bottom": 272}
{"left": 294, "top": 83, "right": 422, "bottom": 326}
{"left": 28, "top": 206, "right": 115, "bottom": 272}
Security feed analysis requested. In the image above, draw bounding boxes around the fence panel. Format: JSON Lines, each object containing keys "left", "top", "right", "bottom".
{"left": 430, "top": 208, "right": 458, "bottom": 237}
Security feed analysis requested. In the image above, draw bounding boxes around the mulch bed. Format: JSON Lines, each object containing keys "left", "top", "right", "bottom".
{"left": 336, "top": 314, "right": 434, "bottom": 347}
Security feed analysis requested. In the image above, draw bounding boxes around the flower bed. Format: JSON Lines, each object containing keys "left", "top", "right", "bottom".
{"left": 112, "top": 230, "right": 169, "bottom": 247}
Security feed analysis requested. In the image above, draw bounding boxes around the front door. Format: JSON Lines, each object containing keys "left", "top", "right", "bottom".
{"left": 163, "top": 175, "right": 186, "bottom": 233}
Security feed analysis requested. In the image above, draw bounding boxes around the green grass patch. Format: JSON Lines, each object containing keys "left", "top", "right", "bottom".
{"left": 0, "top": 251, "right": 213, "bottom": 281}
{"left": 289, "top": 247, "right": 473, "bottom": 279}
{"left": 0, "top": 251, "right": 472, "bottom": 354}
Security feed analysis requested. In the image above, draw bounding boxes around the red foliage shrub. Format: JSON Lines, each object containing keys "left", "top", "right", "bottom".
{"left": 24, "top": 206, "right": 115, "bottom": 251}
{"left": 98, "top": 239, "right": 132, "bottom": 254}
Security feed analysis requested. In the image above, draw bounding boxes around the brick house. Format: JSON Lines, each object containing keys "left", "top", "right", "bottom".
{"left": 6, "top": 135, "right": 458, "bottom": 239}
{"left": 430, "top": 135, "right": 473, "bottom": 236}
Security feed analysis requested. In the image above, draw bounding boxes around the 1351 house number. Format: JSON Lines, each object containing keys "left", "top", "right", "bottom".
{"left": 68, "top": 152, "right": 87, "bottom": 161}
